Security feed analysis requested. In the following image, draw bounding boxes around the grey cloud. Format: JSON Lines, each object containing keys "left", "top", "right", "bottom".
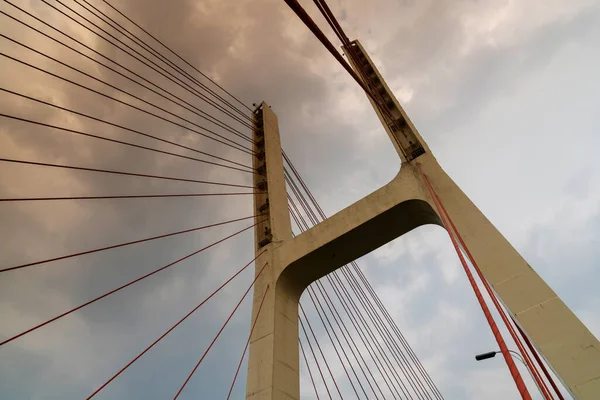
{"left": 1, "top": 0, "right": 599, "bottom": 399}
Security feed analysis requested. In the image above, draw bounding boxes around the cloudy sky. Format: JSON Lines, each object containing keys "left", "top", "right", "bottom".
{"left": 1, "top": 0, "right": 599, "bottom": 399}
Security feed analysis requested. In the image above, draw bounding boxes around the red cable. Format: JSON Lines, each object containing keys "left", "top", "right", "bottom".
{"left": 0, "top": 192, "right": 262, "bottom": 202}
{"left": 226, "top": 284, "right": 270, "bottom": 399}
{"left": 338, "top": 266, "right": 412, "bottom": 399}
{"left": 289, "top": 196, "right": 401, "bottom": 399}
{"left": 312, "top": 0, "right": 350, "bottom": 49}
{"left": 416, "top": 164, "right": 532, "bottom": 400}
{"left": 314, "top": 280, "right": 379, "bottom": 399}
{"left": 286, "top": 159, "right": 440, "bottom": 397}
{"left": 288, "top": 178, "right": 397, "bottom": 399}
{"left": 86, "top": 251, "right": 265, "bottom": 399}
{"left": 514, "top": 322, "right": 564, "bottom": 399}
{"left": 284, "top": 174, "right": 319, "bottom": 226}
{"left": 99, "top": 0, "right": 253, "bottom": 115}
{"left": 3, "top": 7, "right": 252, "bottom": 154}
{"left": 2, "top": 51, "right": 251, "bottom": 157}
{"left": 1, "top": 216, "right": 257, "bottom": 273}
{"left": 508, "top": 321, "right": 554, "bottom": 400}
{"left": 300, "top": 338, "right": 321, "bottom": 400}
{"left": 351, "top": 262, "right": 444, "bottom": 400}
{"left": 453, "top": 243, "right": 553, "bottom": 399}
{"left": 36, "top": 0, "right": 256, "bottom": 142}
{"left": 330, "top": 270, "right": 402, "bottom": 399}
{"left": 299, "top": 303, "right": 344, "bottom": 399}
{"left": 0, "top": 221, "right": 262, "bottom": 347}
{"left": 58, "top": 0, "right": 257, "bottom": 142}
{"left": 5, "top": 0, "right": 253, "bottom": 130}
{"left": 299, "top": 316, "right": 333, "bottom": 399}
{"left": 44, "top": 0, "right": 254, "bottom": 132}
{"left": 172, "top": 262, "right": 269, "bottom": 399}
{"left": 288, "top": 0, "right": 408, "bottom": 158}
{"left": 429, "top": 184, "right": 554, "bottom": 399}
{"left": 73, "top": 0, "right": 254, "bottom": 133}
{"left": 282, "top": 0, "right": 374, "bottom": 103}
{"left": 342, "top": 261, "right": 424, "bottom": 399}
{"left": 341, "top": 264, "right": 424, "bottom": 399}
{"left": 0, "top": 158, "right": 255, "bottom": 189}
{"left": 0, "top": 12, "right": 251, "bottom": 144}
{"left": 321, "top": 275, "right": 387, "bottom": 399}
{"left": 289, "top": 192, "right": 412, "bottom": 398}
{"left": 0, "top": 110, "right": 254, "bottom": 174}
{"left": 307, "top": 287, "right": 361, "bottom": 398}
{"left": 288, "top": 178, "right": 423, "bottom": 398}
{"left": 287, "top": 153, "right": 443, "bottom": 398}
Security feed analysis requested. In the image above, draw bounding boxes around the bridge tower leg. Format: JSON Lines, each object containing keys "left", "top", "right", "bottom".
{"left": 245, "top": 103, "right": 299, "bottom": 400}
{"left": 245, "top": 41, "right": 600, "bottom": 399}
{"left": 342, "top": 39, "right": 600, "bottom": 399}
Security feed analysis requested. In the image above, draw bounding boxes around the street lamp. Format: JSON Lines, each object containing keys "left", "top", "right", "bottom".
{"left": 475, "top": 350, "right": 545, "bottom": 398}
{"left": 475, "top": 351, "right": 497, "bottom": 361}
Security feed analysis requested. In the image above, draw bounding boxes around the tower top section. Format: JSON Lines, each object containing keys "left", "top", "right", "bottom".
{"left": 344, "top": 40, "right": 429, "bottom": 163}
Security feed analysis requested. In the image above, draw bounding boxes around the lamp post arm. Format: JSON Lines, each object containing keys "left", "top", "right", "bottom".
{"left": 506, "top": 350, "right": 545, "bottom": 399}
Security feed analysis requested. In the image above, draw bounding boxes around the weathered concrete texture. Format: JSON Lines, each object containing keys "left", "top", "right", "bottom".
{"left": 246, "top": 40, "right": 600, "bottom": 398}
